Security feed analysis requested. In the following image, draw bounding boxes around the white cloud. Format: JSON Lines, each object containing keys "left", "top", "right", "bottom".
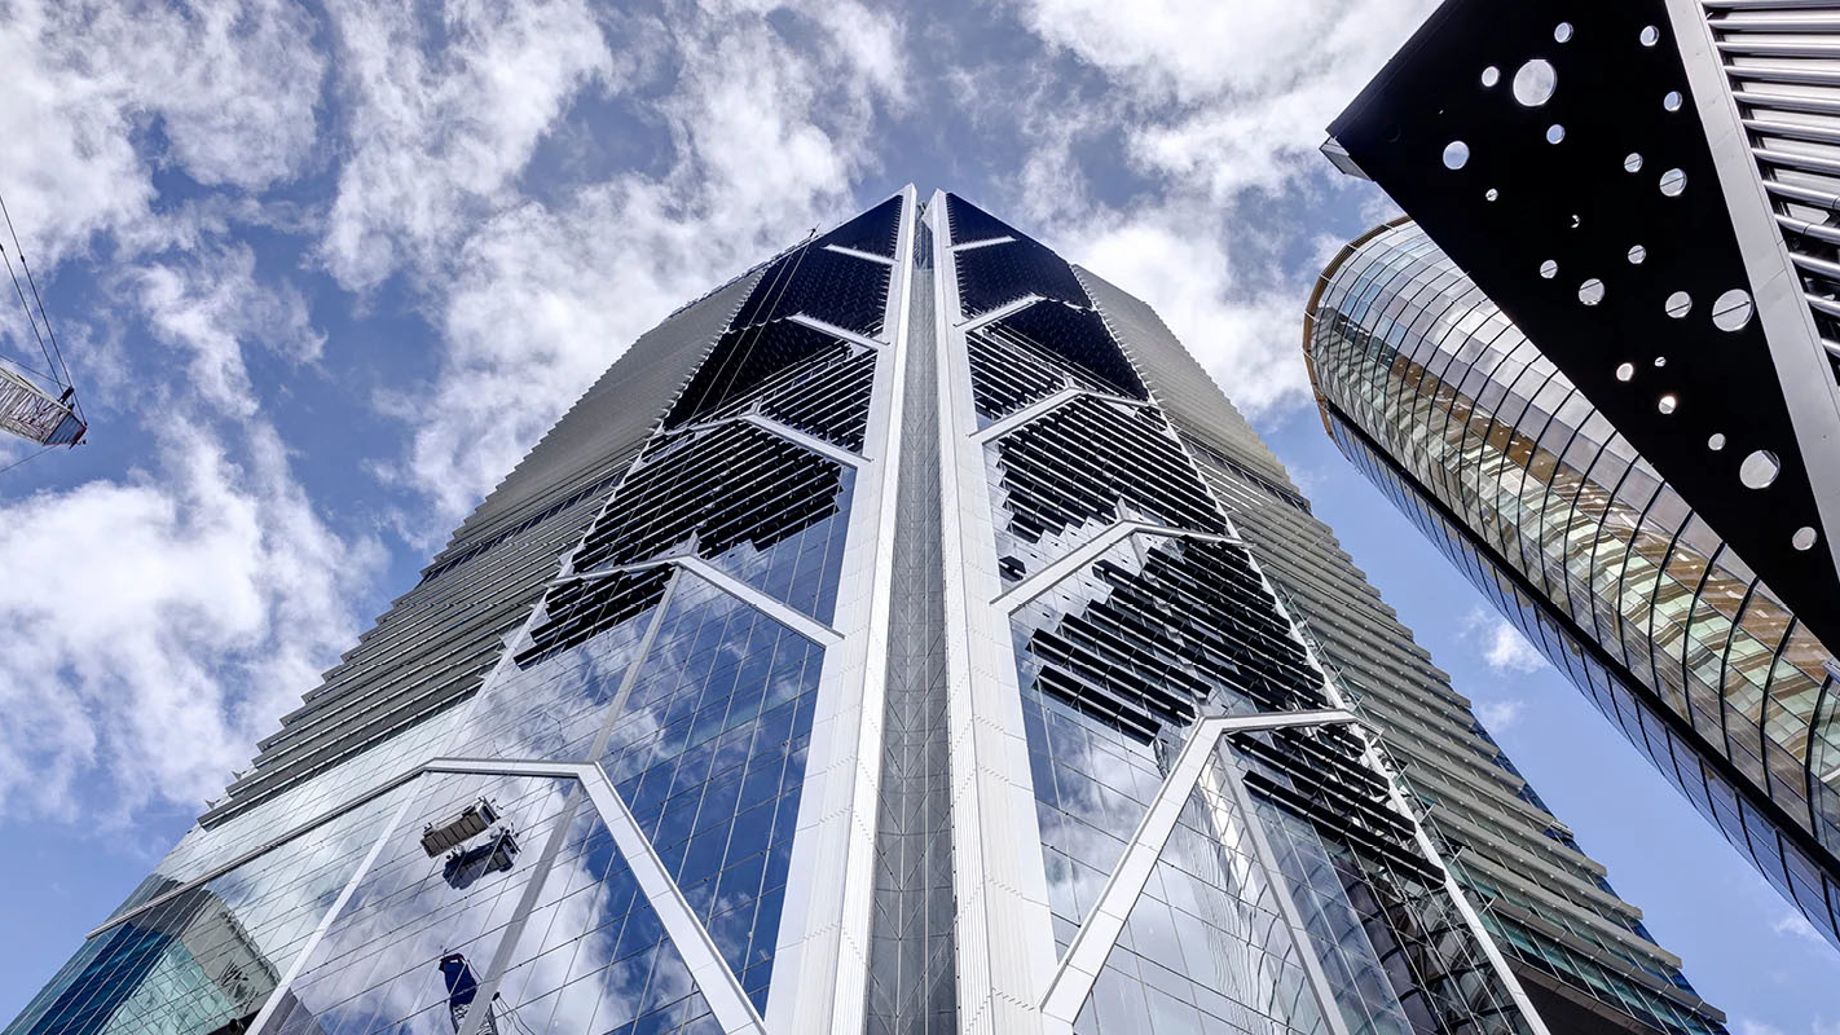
{"left": 1462, "top": 606, "right": 1547, "bottom": 676}
{"left": 0, "top": 0, "right": 913, "bottom": 830}
{"left": 0, "top": 0, "right": 325, "bottom": 263}
{"left": 1051, "top": 201, "right": 1322, "bottom": 416}
{"left": 978, "top": 0, "right": 1440, "bottom": 420}
{"left": 373, "top": 0, "right": 907, "bottom": 536}
{"left": 1484, "top": 623, "right": 1545, "bottom": 675}
{"left": 319, "top": 0, "right": 618, "bottom": 291}
{"left": 0, "top": 422, "right": 383, "bottom": 822}
{"left": 1734, "top": 1018, "right": 1840, "bottom": 1035}
{"left": 1016, "top": 0, "right": 1435, "bottom": 199}
{"left": 1775, "top": 910, "right": 1827, "bottom": 946}
{"left": 118, "top": 245, "right": 325, "bottom": 417}
{"left": 0, "top": 0, "right": 372, "bottom": 820}
{"left": 1474, "top": 698, "right": 1525, "bottom": 732}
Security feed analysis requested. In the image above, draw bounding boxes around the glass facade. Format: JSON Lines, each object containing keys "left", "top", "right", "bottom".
{"left": 10, "top": 191, "right": 1713, "bottom": 1035}
{"left": 934, "top": 191, "right": 1536, "bottom": 1035}
{"left": 1305, "top": 220, "right": 1840, "bottom": 956}
{"left": 1087, "top": 265, "right": 1727, "bottom": 1035}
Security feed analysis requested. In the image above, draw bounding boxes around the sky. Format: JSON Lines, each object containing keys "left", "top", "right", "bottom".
{"left": 0, "top": 0, "right": 1834, "bottom": 1031}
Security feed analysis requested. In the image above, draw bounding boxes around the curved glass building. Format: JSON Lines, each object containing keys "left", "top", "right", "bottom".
{"left": 1305, "top": 219, "right": 1840, "bottom": 951}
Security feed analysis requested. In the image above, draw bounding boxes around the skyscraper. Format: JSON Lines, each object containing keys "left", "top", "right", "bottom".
{"left": 1304, "top": 217, "right": 1840, "bottom": 955}
{"left": 1315, "top": 0, "right": 1840, "bottom": 953}
{"left": 1126, "top": 275, "right": 1725, "bottom": 1033}
{"left": 8, "top": 189, "right": 1710, "bottom": 1035}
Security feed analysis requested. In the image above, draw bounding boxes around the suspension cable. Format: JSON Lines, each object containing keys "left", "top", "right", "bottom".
{"left": 0, "top": 445, "right": 55, "bottom": 477}
{"left": 0, "top": 239, "right": 56, "bottom": 388}
{"left": 0, "top": 191, "right": 78, "bottom": 414}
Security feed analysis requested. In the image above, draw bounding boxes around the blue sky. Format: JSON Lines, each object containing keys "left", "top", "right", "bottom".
{"left": 0, "top": 1, "right": 1832, "bottom": 1032}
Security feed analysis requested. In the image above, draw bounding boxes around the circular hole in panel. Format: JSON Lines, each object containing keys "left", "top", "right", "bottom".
{"left": 1665, "top": 291, "right": 1692, "bottom": 318}
{"left": 1579, "top": 278, "right": 1606, "bottom": 305}
{"left": 1664, "top": 90, "right": 1684, "bottom": 111}
{"left": 1486, "top": 187, "right": 1500, "bottom": 201}
{"left": 1794, "top": 527, "right": 1819, "bottom": 551}
{"left": 1708, "top": 433, "right": 1727, "bottom": 451}
{"left": 1625, "top": 152, "right": 1644, "bottom": 173}
{"left": 1654, "top": 356, "right": 1668, "bottom": 367}
{"left": 1616, "top": 362, "right": 1635, "bottom": 382}
{"left": 1641, "top": 25, "right": 1660, "bottom": 47}
{"left": 1660, "top": 168, "right": 1687, "bottom": 196}
{"left": 1444, "top": 141, "right": 1471, "bottom": 169}
{"left": 1740, "top": 450, "right": 1781, "bottom": 489}
{"left": 1514, "top": 60, "right": 1558, "bottom": 106}
{"left": 1658, "top": 394, "right": 1679, "bottom": 415}
{"left": 1712, "top": 288, "right": 1755, "bottom": 331}
{"left": 1482, "top": 66, "right": 1501, "bottom": 87}
{"left": 1628, "top": 244, "right": 1647, "bottom": 264}
{"left": 1540, "top": 259, "right": 1559, "bottom": 279}
{"left": 1547, "top": 124, "right": 1566, "bottom": 144}
{"left": 1555, "top": 22, "right": 1574, "bottom": 42}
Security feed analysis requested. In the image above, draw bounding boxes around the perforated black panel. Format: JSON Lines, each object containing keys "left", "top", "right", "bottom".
{"left": 1330, "top": 0, "right": 1840, "bottom": 649}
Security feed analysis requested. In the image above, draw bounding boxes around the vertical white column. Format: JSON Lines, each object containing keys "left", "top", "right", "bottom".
{"left": 1665, "top": 0, "right": 1840, "bottom": 587}
{"left": 930, "top": 190, "right": 1059, "bottom": 1035}
{"left": 768, "top": 186, "right": 918, "bottom": 1035}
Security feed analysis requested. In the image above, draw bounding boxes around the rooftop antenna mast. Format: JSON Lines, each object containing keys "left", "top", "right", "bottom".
{"left": 0, "top": 186, "right": 85, "bottom": 451}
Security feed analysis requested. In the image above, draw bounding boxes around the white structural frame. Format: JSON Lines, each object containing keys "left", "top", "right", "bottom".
{"left": 555, "top": 553, "right": 843, "bottom": 648}
{"left": 992, "top": 519, "right": 1242, "bottom": 613}
{"left": 931, "top": 190, "right": 1061, "bottom": 1035}
{"left": 129, "top": 756, "right": 773, "bottom": 1035}
{"left": 767, "top": 184, "right": 918, "bottom": 1035}
{"left": 951, "top": 235, "right": 1015, "bottom": 253}
{"left": 667, "top": 409, "right": 868, "bottom": 469}
{"left": 1666, "top": 0, "right": 1840, "bottom": 586}
{"left": 968, "top": 385, "right": 1152, "bottom": 446}
{"left": 1038, "top": 708, "right": 1360, "bottom": 1031}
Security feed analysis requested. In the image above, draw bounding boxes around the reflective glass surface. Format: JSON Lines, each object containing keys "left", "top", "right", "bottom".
{"left": 947, "top": 192, "right": 1529, "bottom": 1035}
{"left": 1308, "top": 220, "right": 1836, "bottom": 997}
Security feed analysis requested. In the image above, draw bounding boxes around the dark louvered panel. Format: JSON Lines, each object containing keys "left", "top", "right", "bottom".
{"left": 757, "top": 349, "right": 875, "bottom": 453}
{"left": 820, "top": 195, "right": 902, "bottom": 258}
{"left": 517, "top": 565, "right": 673, "bottom": 664}
{"left": 987, "top": 301, "right": 1145, "bottom": 400}
{"left": 965, "top": 311, "right": 1153, "bottom": 427}
{"left": 660, "top": 325, "right": 875, "bottom": 454}
{"left": 1020, "top": 538, "right": 1328, "bottom": 742}
{"left": 732, "top": 246, "right": 891, "bottom": 338}
{"left": 967, "top": 332, "right": 1066, "bottom": 424}
{"left": 955, "top": 239, "right": 1091, "bottom": 318}
{"left": 1235, "top": 728, "right": 1442, "bottom": 884}
{"left": 995, "top": 396, "right": 1225, "bottom": 544}
{"left": 570, "top": 424, "right": 847, "bottom": 575}
{"left": 945, "top": 192, "right": 1018, "bottom": 245}
{"left": 528, "top": 421, "right": 851, "bottom": 655}
{"left": 664, "top": 320, "right": 850, "bottom": 428}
